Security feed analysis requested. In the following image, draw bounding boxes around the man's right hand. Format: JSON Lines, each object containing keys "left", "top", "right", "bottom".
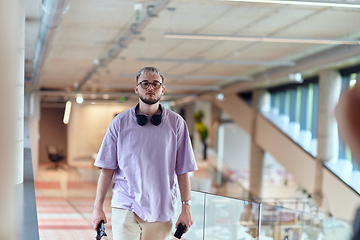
{"left": 92, "top": 207, "right": 107, "bottom": 230}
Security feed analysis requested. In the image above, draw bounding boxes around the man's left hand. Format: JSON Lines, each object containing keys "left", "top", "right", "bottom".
{"left": 175, "top": 205, "right": 194, "bottom": 234}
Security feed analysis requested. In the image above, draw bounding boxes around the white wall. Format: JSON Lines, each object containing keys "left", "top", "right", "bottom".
{"left": 218, "top": 123, "right": 251, "bottom": 172}
{"left": 67, "top": 102, "right": 134, "bottom": 166}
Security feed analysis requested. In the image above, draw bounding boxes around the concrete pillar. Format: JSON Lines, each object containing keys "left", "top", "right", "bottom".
{"left": 314, "top": 69, "right": 342, "bottom": 204}
{"left": 249, "top": 90, "right": 267, "bottom": 199}
{"left": 318, "top": 70, "right": 342, "bottom": 163}
{"left": 209, "top": 103, "right": 221, "bottom": 150}
{"left": 0, "top": 0, "right": 25, "bottom": 238}
{"left": 26, "top": 90, "right": 41, "bottom": 179}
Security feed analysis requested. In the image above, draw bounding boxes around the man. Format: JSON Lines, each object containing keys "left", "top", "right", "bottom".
{"left": 92, "top": 67, "right": 198, "bottom": 240}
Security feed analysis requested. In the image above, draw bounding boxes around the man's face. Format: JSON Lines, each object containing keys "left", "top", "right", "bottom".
{"left": 134, "top": 73, "right": 165, "bottom": 105}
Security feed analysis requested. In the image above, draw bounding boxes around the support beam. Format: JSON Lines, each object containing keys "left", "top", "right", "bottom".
{"left": 249, "top": 90, "right": 267, "bottom": 199}
{"left": 213, "top": 94, "right": 253, "bottom": 134}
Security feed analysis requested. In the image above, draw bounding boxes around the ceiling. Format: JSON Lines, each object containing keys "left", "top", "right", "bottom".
{"left": 24, "top": 0, "right": 360, "bottom": 104}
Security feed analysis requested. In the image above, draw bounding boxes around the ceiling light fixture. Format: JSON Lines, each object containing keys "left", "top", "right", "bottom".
{"left": 137, "top": 57, "right": 295, "bottom": 66}
{"left": 63, "top": 101, "right": 72, "bottom": 124}
{"left": 164, "top": 33, "right": 360, "bottom": 45}
{"left": 215, "top": 93, "right": 225, "bottom": 101}
{"left": 223, "top": 0, "right": 360, "bottom": 9}
{"left": 76, "top": 96, "right": 84, "bottom": 104}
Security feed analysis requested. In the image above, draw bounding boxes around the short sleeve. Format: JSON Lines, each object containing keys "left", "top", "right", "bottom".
{"left": 175, "top": 118, "right": 198, "bottom": 175}
{"left": 94, "top": 118, "right": 119, "bottom": 169}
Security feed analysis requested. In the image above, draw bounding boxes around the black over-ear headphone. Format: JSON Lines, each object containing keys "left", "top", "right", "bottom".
{"left": 135, "top": 104, "right": 163, "bottom": 126}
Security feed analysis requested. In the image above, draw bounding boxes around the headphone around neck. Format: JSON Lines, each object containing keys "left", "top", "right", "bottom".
{"left": 135, "top": 104, "right": 163, "bottom": 126}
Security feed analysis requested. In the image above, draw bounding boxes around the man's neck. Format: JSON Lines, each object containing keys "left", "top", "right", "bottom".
{"left": 138, "top": 101, "right": 160, "bottom": 115}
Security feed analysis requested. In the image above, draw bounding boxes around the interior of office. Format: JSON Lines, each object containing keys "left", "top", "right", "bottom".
{"left": 2, "top": 0, "right": 360, "bottom": 239}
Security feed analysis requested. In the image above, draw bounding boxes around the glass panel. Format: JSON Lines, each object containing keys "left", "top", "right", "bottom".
{"left": 271, "top": 92, "right": 276, "bottom": 108}
{"left": 285, "top": 89, "right": 291, "bottom": 116}
{"left": 175, "top": 190, "right": 205, "bottom": 240}
{"left": 311, "top": 83, "right": 319, "bottom": 139}
{"left": 178, "top": 191, "right": 354, "bottom": 240}
{"left": 321, "top": 215, "right": 353, "bottom": 240}
{"left": 204, "top": 194, "right": 260, "bottom": 240}
{"left": 260, "top": 204, "right": 317, "bottom": 240}
{"left": 300, "top": 85, "right": 309, "bottom": 130}
{"left": 289, "top": 88, "right": 297, "bottom": 122}
{"left": 296, "top": 86, "right": 302, "bottom": 124}
{"left": 275, "top": 92, "right": 281, "bottom": 110}
{"left": 279, "top": 91, "right": 286, "bottom": 115}
{"left": 306, "top": 83, "right": 314, "bottom": 133}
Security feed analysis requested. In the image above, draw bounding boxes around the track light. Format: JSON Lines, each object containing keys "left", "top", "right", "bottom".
{"left": 164, "top": 33, "right": 360, "bottom": 45}
{"left": 137, "top": 57, "right": 295, "bottom": 66}
{"left": 63, "top": 101, "right": 72, "bottom": 124}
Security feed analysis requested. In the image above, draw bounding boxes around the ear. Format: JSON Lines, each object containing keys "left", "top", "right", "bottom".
{"left": 161, "top": 85, "right": 165, "bottom": 95}
{"left": 134, "top": 85, "right": 139, "bottom": 94}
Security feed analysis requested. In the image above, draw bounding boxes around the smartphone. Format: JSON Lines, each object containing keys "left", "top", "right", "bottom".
{"left": 174, "top": 223, "right": 187, "bottom": 239}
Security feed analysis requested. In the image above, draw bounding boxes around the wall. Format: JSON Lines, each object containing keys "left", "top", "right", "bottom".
{"left": 218, "top": 122, "right": 251, "bottom": 172}
{"left": 67, "top": 102, "right": 133, "bottom": 166}
{"left": 39, "top": 106, "right": 67, "bottom": 164}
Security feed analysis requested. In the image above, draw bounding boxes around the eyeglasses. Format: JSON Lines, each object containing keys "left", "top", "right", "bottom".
{"left": 137, "top": 81, "right": 162, "bottom": 89}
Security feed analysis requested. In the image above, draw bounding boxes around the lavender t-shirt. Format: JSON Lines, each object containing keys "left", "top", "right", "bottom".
{"left": 94, "top": 105, "right": 198, "bottom": 222}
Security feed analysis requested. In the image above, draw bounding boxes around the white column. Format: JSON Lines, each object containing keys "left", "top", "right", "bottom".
{"left": 0, "top": 0, "right": 25, "bottom": 238}
{"left": 27, "top": 91, "right": 41, "bottom": 180}
{"left": 249, "top": 90, "right": 267, "bottom": 198}
{"left": 314, "top": 69, "right": 342, "bottom": 204}
{"left": 317, "top": 69, "right": 341, "bottom": 163}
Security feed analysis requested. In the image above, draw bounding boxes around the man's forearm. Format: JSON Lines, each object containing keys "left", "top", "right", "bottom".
{"left": 177, "top": 173, "right": 191, "bottom": 202}
{"left": 94, "top": 168, "right": 115, "bottom": 209}
{"left": 176, "top": 172, "right": 194, "bottom": 232}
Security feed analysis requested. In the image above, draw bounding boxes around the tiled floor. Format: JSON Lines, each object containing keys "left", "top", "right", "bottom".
{"left": 35, "top": 164, "right": 185, "bottom": 240}
{"left": 35, "top": 164, "right": 113, "bottom": 240}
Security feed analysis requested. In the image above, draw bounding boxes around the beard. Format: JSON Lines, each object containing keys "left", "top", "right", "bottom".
{"left": 139, "top": 93, "right": 162, "bottom": 105}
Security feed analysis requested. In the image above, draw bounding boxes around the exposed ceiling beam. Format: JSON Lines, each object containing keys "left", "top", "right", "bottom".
{"left": 75, "top": 0, "right": 170, "bottom": 91}
{"left": 164, "top": 33, "right": 360, "bottom": 45}
{"left": 31, "top": 90, "right": 196, "bottom": 101}
{"left": 118, "top": 73, "right": 252, "bottom": 81}
{"left": 137, "top": 57, "right": 296, "bottom": 67}
{"left": 224, "top": 0, "right": 360, "bottom": 8}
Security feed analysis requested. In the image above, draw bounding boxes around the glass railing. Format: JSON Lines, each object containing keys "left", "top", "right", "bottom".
{"left": 174, "top": 189, "right": 353, "bottom": 240}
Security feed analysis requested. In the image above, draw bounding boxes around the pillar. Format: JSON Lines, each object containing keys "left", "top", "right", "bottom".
{"left": 0, "top": 0, "right": 25, "bottom": 238}
{"left": 27, "top": 90, "right": 41, "bottom": 179}
{"left": 249, "top": 90, "right": 268, "bottom": 199}
{"left": 209, "top": 103, "right": 221, "bottom": 150}
{"left": 314, "top": 69, "right": 342, "bottom": 204}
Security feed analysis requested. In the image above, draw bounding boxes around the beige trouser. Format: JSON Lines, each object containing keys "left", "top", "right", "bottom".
{"left": 111, "top": 208, "right": 173, "bottom": 240}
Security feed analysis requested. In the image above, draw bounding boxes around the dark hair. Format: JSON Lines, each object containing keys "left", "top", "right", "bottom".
{"left": 136, "top": 67, "right": 165, "bottom": 84}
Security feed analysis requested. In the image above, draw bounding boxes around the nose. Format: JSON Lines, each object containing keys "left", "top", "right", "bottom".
{"left": 147, "top": 83, "right": 155, "bottom": 89}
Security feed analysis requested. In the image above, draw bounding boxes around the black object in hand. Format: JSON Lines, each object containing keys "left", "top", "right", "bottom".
{"left": 174, "top": 223, "right": 186, "bottom": 239}
{"left": 96, "top": 220, "right": 107, "bottom": 240}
